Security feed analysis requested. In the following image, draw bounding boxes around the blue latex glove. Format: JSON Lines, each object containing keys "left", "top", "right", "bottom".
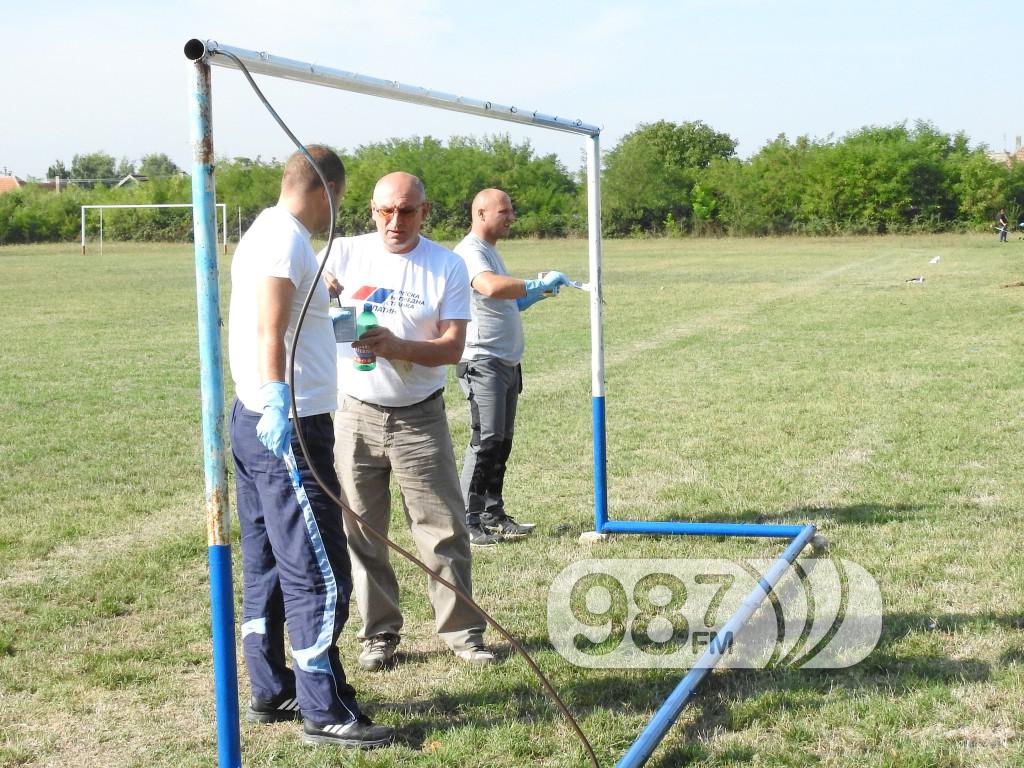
{"left": 516, "top": 291, "right": 545, "bottom": 311}
{"left": 516, "top": 271, "right": 570, "bottom": 312}
{"left": 256, "top": 381, "right": 292, "bottom": 458}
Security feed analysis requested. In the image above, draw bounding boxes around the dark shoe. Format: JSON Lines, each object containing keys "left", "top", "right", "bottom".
{"left": 468, "top": 523, "right": 501, "bottom": 546}
{"left": 482, "top": 514, "right": 535, "bottom": 538}
{"left": 246, "top": 693, "right": 301, "bottom": 723}
{"left": 302, "top": 714, "right": 395, "bottom": 748}
{"left": 358, "top": 633, "right": 399, "bottom": 671}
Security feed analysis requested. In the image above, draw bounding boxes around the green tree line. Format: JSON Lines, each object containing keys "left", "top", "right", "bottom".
{"left": 2, "top": 122, "right": 1022, "bottom": 244}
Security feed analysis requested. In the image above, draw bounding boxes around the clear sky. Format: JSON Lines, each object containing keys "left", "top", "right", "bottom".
{"left": 2, "top": 0, "right": 1017, "bottom": 180}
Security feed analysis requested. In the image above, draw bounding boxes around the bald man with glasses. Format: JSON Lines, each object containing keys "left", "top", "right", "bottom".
{"left": 321, "top": 172, "right": 494, "bottom": 672}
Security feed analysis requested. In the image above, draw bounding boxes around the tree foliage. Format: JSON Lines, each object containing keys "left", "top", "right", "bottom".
{"left": 70, "top": 151, "right": 117, "bottom": 187}
{"left": 138, "top": 153, "right": 181, "bottom": 178}
{"left": 707, "top": 121, "right": 1020, "bottom": 236}
{"left": 46, "top": 160, "right": 69, "bottom": 180}
{"left": 6, "top": 121, "right": 1024, "bottom": 244}
{"left": 335, "top": 134, "right": 579, "bottom": 239}
{"left": 601, "top": 120, "right": 737, "bottom": 235}
{"left": 2, "top": 137, "right": 581, "bottom": 244}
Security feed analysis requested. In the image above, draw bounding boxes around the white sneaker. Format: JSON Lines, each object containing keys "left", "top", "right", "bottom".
{"left": 454, "top": 643, "right": 496, "bottom": 666}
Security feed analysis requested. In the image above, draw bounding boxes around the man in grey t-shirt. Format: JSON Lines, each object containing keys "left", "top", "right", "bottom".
{"left": 453, "top": 188, "right": 569, "bottom": 545}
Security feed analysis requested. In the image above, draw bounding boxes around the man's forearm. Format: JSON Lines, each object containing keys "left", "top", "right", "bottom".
{"left": 472, "top": 271, "right": 527, "bottom": 299}
{"left": 385, "top": 337, "right": 463, "bottom": 367}
{"left": 259, "top": 336, "right": 288, "bottom": 383}
{"left": 256, "top": 276, "right": 296, "bottom": 385}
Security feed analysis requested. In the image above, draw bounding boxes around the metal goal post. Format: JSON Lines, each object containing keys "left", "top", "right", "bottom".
{"left": 80, "top": 202, "right": 227, "bottom": 255}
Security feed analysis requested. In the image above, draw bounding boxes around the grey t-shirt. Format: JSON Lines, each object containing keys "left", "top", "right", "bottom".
{"left": 454, "top": 233, "right": 524, "bottom": 365}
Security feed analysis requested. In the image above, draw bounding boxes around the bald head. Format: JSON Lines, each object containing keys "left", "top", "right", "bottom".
{"left": 370, "top": 172, "right": 429, "bottom": 253}
{"left": 373, "top": 172, "right": 425, "bottom": 206}
{"left": 470, "top": 188, "right": 515, "bottom": 244}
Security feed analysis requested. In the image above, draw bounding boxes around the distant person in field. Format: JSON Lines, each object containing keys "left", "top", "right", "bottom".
{"left": 228, "top": 145, "right": 394, "bottom": 749}
{"left": 320, "top": 171, "right": 495, "bottom": 672}
{"left": 998, "top": 209, "right": 1009, "bottom": 242}
{"left": 453, "top": 188, "right": 570, "bottom": 545}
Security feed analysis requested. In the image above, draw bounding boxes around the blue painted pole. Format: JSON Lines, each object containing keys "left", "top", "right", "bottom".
{"left": 188, "top": 47, "right": 242, "bottom": 768}
{"left": 615, "top": 524, "right": 817, "bottom": 768}
{"left": 601, "top": 520, "right": 806, "bottom": 539}
{"left": 593, "top": 396, "right": 608, "bottom": 531}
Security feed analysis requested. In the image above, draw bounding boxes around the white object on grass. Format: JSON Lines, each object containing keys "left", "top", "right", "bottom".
{"left": 929, "top": 256, "right": 940, "bottom": 264}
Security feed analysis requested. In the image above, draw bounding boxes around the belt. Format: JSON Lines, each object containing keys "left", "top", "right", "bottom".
{"left": 348, "top": 388, "right": 444, "bottom": 413}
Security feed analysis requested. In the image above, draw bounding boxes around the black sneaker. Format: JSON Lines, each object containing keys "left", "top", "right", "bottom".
{"left": 481, "top": 514, "right": 535, "bottom": 538}
{"left": 302, "top": 714, "right": 396, "bottom": 748}
{"left": 467, "top": 523, "right": 500, "bottom": 546}
{"left": 246, "top": 693, "right": 301, "bottom": 723}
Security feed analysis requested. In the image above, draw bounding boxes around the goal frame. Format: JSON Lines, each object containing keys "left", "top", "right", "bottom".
{"left": 183, "top": 38, "right": 817, "bottom": 768}
{"left": 80, "top": 203, "right": 227, "bottom": 255}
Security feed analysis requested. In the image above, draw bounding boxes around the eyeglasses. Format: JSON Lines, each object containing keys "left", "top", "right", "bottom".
{"left": 372, "top": 203, "right": 424, "bottom": 220}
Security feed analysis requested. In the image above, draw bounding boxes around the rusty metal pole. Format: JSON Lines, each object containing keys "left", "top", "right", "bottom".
{"left": 186, "top": 40, "right": 241, "bottom": 768}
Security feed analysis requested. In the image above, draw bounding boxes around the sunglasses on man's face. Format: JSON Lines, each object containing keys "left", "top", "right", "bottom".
{"left": 372, "top": 203, "right": 424, "bottom": 221}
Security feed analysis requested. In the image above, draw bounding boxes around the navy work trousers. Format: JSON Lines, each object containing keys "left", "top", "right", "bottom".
{"left": 230, "top": 399, "right": 360, "bottom": 725}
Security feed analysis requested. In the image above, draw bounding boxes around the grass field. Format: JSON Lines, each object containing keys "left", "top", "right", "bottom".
{"left": 1, "top": 235, "right": 1023, "bottom": 767}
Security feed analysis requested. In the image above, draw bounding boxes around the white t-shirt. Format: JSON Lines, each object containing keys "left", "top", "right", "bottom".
{"left": 228, "top": 205, "right": 337, "bottom": 417}
{"left": 321, "top": 233, "right": 470, "bottom": 407}
{"left": 454, "top": 233, "right": 524, "bottom": 365}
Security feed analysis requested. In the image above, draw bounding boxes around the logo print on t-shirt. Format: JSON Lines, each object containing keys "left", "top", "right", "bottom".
{"left": 350, "top": 286, "right": 394, "bottom": 304}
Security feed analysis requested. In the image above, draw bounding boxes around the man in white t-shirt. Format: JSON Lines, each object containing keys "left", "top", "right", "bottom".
{"left": 322, "top": 172, "right": 493, "bottom": 671}
{"left": 228, "top": 146, "right": 393, "bottom": 748}
{"left": 454, "top": 189, "right": 569, "bottom": 544}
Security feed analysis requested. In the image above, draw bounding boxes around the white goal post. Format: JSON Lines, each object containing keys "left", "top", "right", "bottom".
{"left": 80, "top": 203, "right": 228, "bottom": 255}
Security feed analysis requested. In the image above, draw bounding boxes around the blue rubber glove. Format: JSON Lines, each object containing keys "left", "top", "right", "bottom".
{"left": 516, "top": 290, "right": 545, "bottom": 311}
{"left": 516, "top": 271, "right": 570, "bottom": 312}
{"left": 256, "top": 381, "right": 292, "bottom": 458}
{"left": 538, "top": 270, "right": 570, "bottom": 294}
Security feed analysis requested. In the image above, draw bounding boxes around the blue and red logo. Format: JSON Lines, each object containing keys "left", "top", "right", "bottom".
{"left": 350, "top": 286, "right": 393, "bottom": 304}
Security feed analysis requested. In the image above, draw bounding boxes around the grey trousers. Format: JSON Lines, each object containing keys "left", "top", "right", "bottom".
{"left": 333, "top": 393, "right": 484, "bottom": 652}
{"left": 457, "top": 357, "right": 521, "bottom": 526}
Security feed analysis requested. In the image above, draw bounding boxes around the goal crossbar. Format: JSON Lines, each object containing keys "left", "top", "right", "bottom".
{"left": 80, "top": 203, "right": 227, "bottom": 255}
{"left": 194, "top": 39, "right": 601, "bottom": 138}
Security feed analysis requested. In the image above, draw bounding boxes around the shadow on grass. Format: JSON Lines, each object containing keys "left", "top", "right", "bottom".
{"left": 784, "top": 502, "right": 926, "bottom": 525}
{"left": 602, "top": 502, "right": 927, "bottom": 530}
{"left": 376, "top": 610, "right": 1017, "bottom": 762}
{"left": 650, "top": 609, "right": 1018, "bottom": 765}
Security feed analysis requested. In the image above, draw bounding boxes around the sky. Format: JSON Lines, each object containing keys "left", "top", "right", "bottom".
{"left": 2, "top": 0, "right": 1018, "bottom": 180}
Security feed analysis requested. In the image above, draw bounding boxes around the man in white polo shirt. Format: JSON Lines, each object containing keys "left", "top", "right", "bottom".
{"left": 322, "top": 171, "right": 493, "bottom": 672}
